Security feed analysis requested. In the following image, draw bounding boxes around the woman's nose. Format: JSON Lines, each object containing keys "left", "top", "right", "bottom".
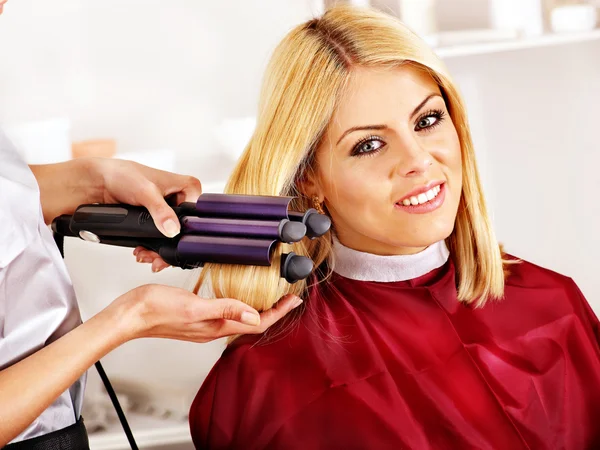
{"left": 393, "top": 138, "right": 433, "bottom": 177}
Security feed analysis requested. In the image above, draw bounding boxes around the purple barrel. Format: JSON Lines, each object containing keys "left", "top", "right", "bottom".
{"left": 176, "top": 235, "right": 275, "bottom": 266}
{"left": 195, "top": 193, "right": 294, "bottom": 220}
{"left": 181, "top": 216, "right": 284, "bottom": 240}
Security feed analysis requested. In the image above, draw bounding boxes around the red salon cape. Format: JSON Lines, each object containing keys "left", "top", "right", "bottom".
{"left": 189, "top": 258, "right": 600, "bottom": 449}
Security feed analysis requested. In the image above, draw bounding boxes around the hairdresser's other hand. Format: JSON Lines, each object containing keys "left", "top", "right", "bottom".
{"left": 133, "top": 246, "right": 171, "bottom": 273}
{"left": 112, "top": 285, "right": 304, "bottom": 343}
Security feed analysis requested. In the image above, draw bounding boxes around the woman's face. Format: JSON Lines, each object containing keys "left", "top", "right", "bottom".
{"left": 311, "top": 65, "right": 462, "bottom": 255}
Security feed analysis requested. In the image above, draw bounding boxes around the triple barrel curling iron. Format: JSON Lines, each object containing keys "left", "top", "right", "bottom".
{"left": 51, "top": 193, "right": 331, "bottom": 283}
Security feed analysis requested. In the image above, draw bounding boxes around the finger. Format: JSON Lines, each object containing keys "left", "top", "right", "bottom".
{"left": 216, "top": 294, "right": 303, "bottom": 337}
{"left": 134, "top": 249, "right": 161, "bottom": 263}
{"left": 171, "top": 176, "right": 202, "bottom": 204}
{"left": 134, "top": 182, "right": 181, "bottom": 238}
{"left": 196, "top": 297, "right": 261, "bottom": 327}
{"left": 254, "top": 294, "right": 303, "bottom": 332}
{"left": 135, "top": 249, "right": 161, "bottom": 260}
{"left": 149, "top": 171, "right": 202, "bottom": 205}
{"left": 151, "top": 259, "right": 171, "bottom": 273}
{"left": 133, "top": 248, "right": 171, "bottom": 271}
{"left": 134, "top": 248, "right": 160, "bottom": 259}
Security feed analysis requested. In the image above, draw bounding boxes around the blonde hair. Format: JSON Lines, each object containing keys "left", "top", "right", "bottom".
{"left": 194, "top": 5, "right": 511, "bottom": 314}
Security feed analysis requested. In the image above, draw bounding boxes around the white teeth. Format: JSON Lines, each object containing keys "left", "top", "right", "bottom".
{"left": 398, "top": 185, "right": 442, "bottom": 207}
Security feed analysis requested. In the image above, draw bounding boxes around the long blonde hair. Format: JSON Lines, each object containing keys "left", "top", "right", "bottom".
{"left": 194, "top": 5, "right": 509, "bottom": 313}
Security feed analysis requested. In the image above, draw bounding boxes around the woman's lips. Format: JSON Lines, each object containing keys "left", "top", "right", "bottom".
{"left": 394, "top": 182, "right": 446, "bottom": 214}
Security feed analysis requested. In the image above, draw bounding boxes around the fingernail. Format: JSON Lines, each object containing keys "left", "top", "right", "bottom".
{"left": 162, "top": 219, "right": 180, "bottom": 238}
{"left": 241, "top": 311, "right": 260, "bottom": 326}
{"left": 152, "top": 266, "right": 159, "bottom": 273}
{"left": 292, "top": 297, "right": 303, "bottom": 308}
{"left": 136, "top": 257, "right": 142, "bottom": 263}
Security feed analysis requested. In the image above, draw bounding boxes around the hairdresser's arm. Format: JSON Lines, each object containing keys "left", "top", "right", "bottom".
{"left": 29, "top": 158, "right": 100, "bottom": 225}
{"left": 0, "top": 286, "right": 302, "bottom": 446}
{"left": 30, "top": 157, "right": 201, "bottom": 238}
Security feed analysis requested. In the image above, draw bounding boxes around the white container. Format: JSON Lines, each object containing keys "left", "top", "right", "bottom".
{"left": 400, "top": 0, "right": 437, "bottom": 37}
{"left": 309, "top": 0, "right": 326, "bottom": 15}
{"left": 550, "top": 4, "right": 598, "bottom": 33}
{"left": 346, "top": 0, "right": 371, "bottom": 6}
{"left": 489, "top": 0, "right": 545, "bottom": 37}
{"left": 320, "top": 0, "right": 370, "bottom": 10}
{"left": 3, "top": 117, "right": 71, "bottom": 164}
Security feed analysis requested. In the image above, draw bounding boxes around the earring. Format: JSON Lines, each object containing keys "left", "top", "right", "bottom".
{"left": 312, "top": 196, "right": 326, "bottom": 215}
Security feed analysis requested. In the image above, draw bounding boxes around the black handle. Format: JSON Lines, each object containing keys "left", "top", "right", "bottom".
{"left": 68, "top": 204, "right": 164, "bottom": 238}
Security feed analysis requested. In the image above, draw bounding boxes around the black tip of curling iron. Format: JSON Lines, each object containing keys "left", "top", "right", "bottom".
{"left": 281, "top": 252, "right": 314, "bottom": 284}
{"left": 305, "top": 212, "right": 332, "bottom": 239}
{"left": 280, "top": 221, "right": 307, "bottom": 243}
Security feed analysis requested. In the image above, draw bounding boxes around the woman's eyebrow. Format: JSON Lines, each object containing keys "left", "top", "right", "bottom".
{"left": 410, "top": 93, "right": 442, "bottom": 120}
{"left": 335, "top": 93, "right": 443, "bottom": 146}
{"left": 336, "top": 124, "right": 388, "bottom": 146}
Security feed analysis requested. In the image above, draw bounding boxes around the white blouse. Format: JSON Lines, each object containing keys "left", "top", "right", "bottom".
{"left": 0, "top": 129, "right": 85, "bottom": 443}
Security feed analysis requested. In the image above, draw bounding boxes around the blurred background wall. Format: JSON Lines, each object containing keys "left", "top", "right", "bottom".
{"left": 1, "top": 0, "right": 598, "bottom": 448}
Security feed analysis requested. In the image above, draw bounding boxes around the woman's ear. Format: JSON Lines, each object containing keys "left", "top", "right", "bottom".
{"left": 296, "top": 169, "right": 322, "bottom": 200}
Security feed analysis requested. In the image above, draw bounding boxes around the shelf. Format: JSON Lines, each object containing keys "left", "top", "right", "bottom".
{"left": 88, "top": 413, "right": 191, "bottom": 450}
{"left": 435, "top": 28, "right": 600, "bottom": 58}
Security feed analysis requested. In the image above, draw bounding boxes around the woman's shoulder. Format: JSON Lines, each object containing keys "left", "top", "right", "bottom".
{"left": 504, "top": 254, "right": 577, "bottom": 291}
{"left": 217, "top": 312, "right": 324, "bottom": 377}
{"left": 497, "top": 254, "right": 595, "bottom": 331}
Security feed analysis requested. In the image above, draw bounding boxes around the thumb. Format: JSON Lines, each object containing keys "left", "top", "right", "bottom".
{"left": 204, "top": 298, "right": 261, "bottom": 327}
{"left": 138, "top": 184, "right": 181, "bottom": 238}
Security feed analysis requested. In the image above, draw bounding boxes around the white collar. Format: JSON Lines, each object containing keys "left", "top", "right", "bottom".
{"left": 331, "top": 236, "right": 450, "bottom": 282}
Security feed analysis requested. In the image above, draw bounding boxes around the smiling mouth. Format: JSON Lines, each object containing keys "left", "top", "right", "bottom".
{"left": 396, "top": 184, "right": 442, "bottom": 207}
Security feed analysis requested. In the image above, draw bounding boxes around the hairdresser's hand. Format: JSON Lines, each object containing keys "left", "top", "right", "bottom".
{"left": 133, "top": 246, "right": 172, "bottom": 273}
{"left": 31, "top": 157, "right": 200, "bottom": 242}
{"left": 97, "top": 158, "right": 201, "bottom": 237}
{"left": 93, "top": 158, "right": 201, "bottom": 272}
{"left": 114, "top": 284, "right": 303, "bottom": 343}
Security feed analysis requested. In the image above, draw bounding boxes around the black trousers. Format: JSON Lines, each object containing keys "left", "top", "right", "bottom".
{"left": 3, "top": 417, "right": 89, "bottom": 450}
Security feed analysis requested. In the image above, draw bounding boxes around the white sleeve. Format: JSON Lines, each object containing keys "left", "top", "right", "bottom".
{"left": 0, "top": 129, "right": 40, "bottom": 269}
{"left": 0, "top": 128, "right": 86, "bottom": 441}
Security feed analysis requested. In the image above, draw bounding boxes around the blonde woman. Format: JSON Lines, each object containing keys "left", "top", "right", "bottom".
{"left": 189, "top": 5, "right": 600, "bottom": 449}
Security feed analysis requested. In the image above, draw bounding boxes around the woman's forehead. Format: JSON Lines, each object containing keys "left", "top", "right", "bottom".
{"left": 330, "top": 65, "right": 441, "bottom": 128}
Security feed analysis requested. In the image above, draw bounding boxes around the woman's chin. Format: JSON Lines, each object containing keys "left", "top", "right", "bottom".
{"left": 386, "top": 229, "right": 453, "bottom": 252}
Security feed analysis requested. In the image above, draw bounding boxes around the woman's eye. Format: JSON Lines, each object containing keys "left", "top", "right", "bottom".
{"left": 354, "top": 138, "right": 385, "bottom": 155}
{"left": 415, "top": 109, "right": 446, "bottom": 131}
{"left": 416, "top": 115, "right": 438, "bottom": 130}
